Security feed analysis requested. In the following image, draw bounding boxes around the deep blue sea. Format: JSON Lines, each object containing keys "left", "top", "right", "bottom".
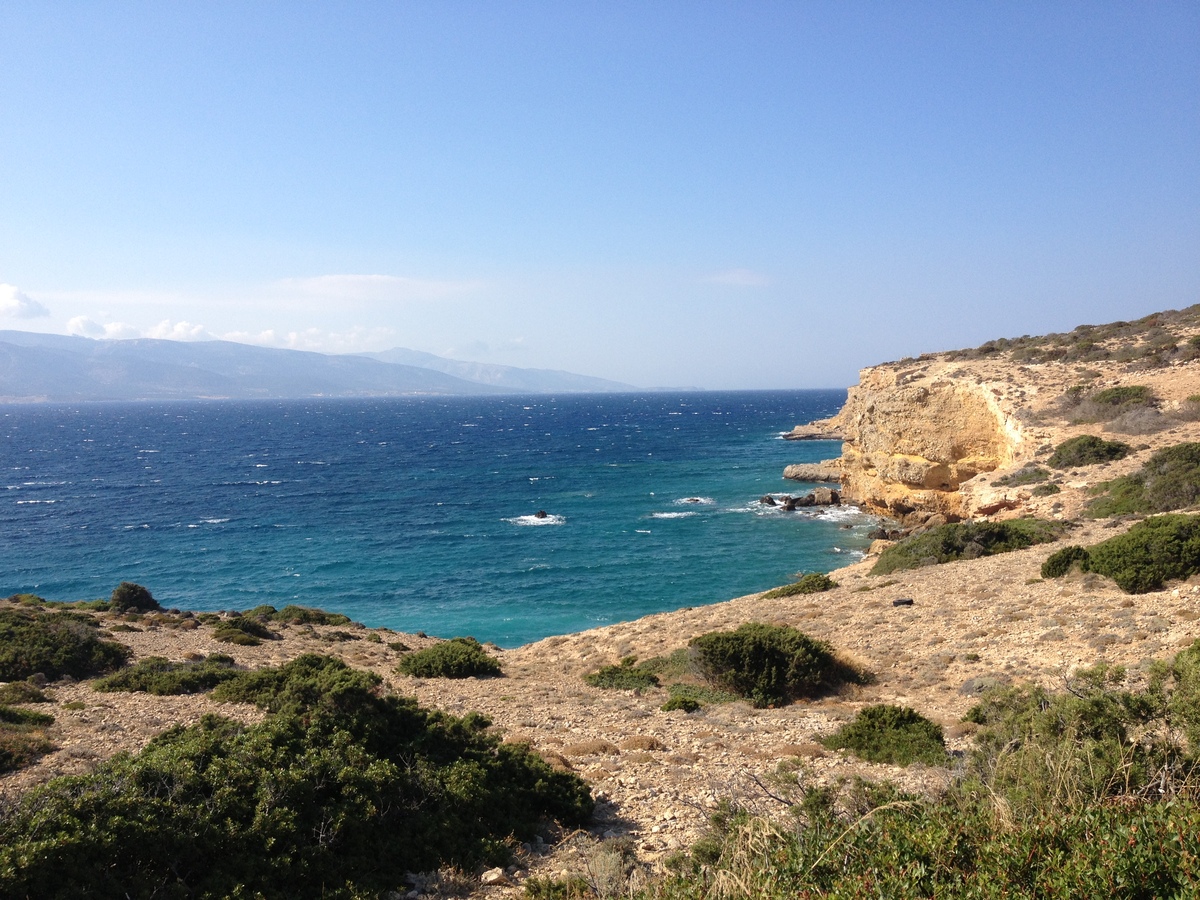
{"left": 0, "top": 391, "right": 874, "bottom": 646}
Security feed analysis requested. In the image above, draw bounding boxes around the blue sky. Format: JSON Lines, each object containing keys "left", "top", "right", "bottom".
{"left": 0, "top": 3, "right": 1197, "bottom": 388}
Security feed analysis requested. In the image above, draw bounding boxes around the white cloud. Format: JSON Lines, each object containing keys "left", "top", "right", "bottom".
{"left": 0, "top": 284, "right": 50, "bottom": 318}
{"left": 702, "top": 268, "right": 772, "bottom": 287}
{"left": 274, "top": 274, "right": 484, "bottom": 303}
{"left": 222, "top": 325, "right": 397, "bottom": 354}
{"left": 66, "top": 316, "right": 140, "bottom": 340}
{"left": 146, "top": 320, "right": 216, "bottom": 341}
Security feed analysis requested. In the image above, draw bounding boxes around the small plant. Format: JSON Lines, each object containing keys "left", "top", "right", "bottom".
{"left": 822, "top": 704, "right": 948, "bottom": 766}
{"left": 664, "top": 682, "right": 739, "bottom": 707}
{"left": 93, "top": 654, "right": 240, "bottom": 695}
{"left": 689, "top": 623, "right": 870, "bottom": 708}
{"left": 662, "top": 696, "right": 701, "bottom": 713}
{"left": 109, "top": 582, "right": 162, "bottom": 613}
{"left": 0, "top": 609, "right": 131, "bottom": 681}
{"left": 871, "top": 519, "right": 1061, "bottom": 575}
{"left": 397, "top": 637, "right": 502, "bottom": 679}
{"left": 0, "top": 680, "right": 49, "bottom": 704}
{"left": 1048, "top": 435, "right": 1132, "bottom": 469}
{"left": 0, "top": 709, "right": 55, "bottom": 773}
{"left": 761, "top": 573, "right": 838, "bottom": 599}
{"left": 211, "top": 616, "right": 276, "bottom": 646}
{"left": 1041, "top": 545, "right": 1092, "bottom": 579}
{"left": 583, "top": 657, "right": 660, "bottom": 690}
{"left": 994, "top": 465, "right": 1050, "bottom": 486}
{"left": 1031, "top": 482, "right": 1061, "bottom": 496}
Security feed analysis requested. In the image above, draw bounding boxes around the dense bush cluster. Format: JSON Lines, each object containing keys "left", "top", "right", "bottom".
{"left": 1088, "top": 442, "right": 1200, "bottom": 517}
{"left": 823, "top": 704, "right": 948, "bottom": 766}
{"left": 0, "top": 609, "right": 130, "bottom": 682}
{"left": 1047, "top": 434, "right": 1132, "bottom": 469}
{"left": 108, "top": 582, "right": 161, "bottom": 613}
{"left": 211, "top": 615, "right": 276, "bottom": 646}
{"left": 245, "top": 604, "right": 353, "bottom": 626}
{"left": 760, "top": 572, "right": 837, "bottom": 599}
{"left": 871, "top": 519, "right": 1061, "bottom": 576}
{"left": 1041, "top": 515, "right": 1200, "bottom": 593}
{"left": 396, "top": 637, "right": 502, "bottom": 679}
{"left": 689, "top": 623, "right": 869, "bottom": 708}
{"left": 584, "top": 657, "right": 660, "bottom": 690}
{"left": 0, "top": 654, "right": 592, "bottom": 899}
{"left": 93, "top": 654, "right": 240, "bottom": 695}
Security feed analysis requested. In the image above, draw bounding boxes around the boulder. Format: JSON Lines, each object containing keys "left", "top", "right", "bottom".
{"left": 783, "top": 461, "right": 842, "bottom": 482}
{"left": 810, "top": 487, "right": 840, "bottom": 506}
{"left": 759, "top": 495, "right": 777, "bottom": 507}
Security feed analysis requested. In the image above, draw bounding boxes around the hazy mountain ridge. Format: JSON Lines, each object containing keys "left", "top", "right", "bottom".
{"left": 359, "top": 347, "right": 637, "bottom": 393}
{"left": 0, "top": 332, "right": 637, "bottom": 402}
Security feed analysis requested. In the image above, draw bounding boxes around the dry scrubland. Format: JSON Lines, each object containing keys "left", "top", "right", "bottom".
{"left": 5, "top": 307, "right": 1200, "bottom": 897}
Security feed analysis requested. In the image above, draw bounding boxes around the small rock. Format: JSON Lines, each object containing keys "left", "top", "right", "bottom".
{"left": 892, "top": 598, "right": 914, "bottom": 607}
{"left": 481, "top": 867, "right": 512, "bottom": 887}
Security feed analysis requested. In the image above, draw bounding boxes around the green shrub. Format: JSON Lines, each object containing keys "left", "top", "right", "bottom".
{"left": 661, "top": 696, "right": 701, "bottom": 713}
{"left": 993, "top": 465, "right": 1050, "bottom": 486}
{"left": 822, "top": 704, "right": 948, "bottom": 766}
{"left": 0, "top": 715, "right": 54, "bottom": 774}
{"left": 689, "top": 623, "right": 870, "bottom": 708}
{"left": 584, "top": 657, "right": 660, "bottom": 690}
{"left": 871, "top": 519, "right": 1061, "bottom": 575}
{"left": 1089, "top": 442, "right": 1200, "bottom": 517}
{"left": 1084, "top": 514, "right": 1200, "bottom": 593}
{"left": 0, "top": 609, "right": 131, "bottom": 681}
{"left": 0, "top": 680, "right": 49, "bottom": 704}
{"left": 664, "top": 682, "right": 739, "bottom": 707}
{"left": 247, "top": 604, "right": 354, "bottom": 626}
{"left": 211, "top": 615, "right": 276, "bottom": 646}
{"left": 1041, "top": 545, "right": 1092, "bottom": 579}
{"left": 760, "top": 573, "right": 837, "bottom": 599}
{"left": 0, "top": 657, "right": 592, "bottom": 898}
{"left": 109, "top": 582, "right": 161, "bottom": 613}
{"left": 211, "top": 654, "right": 382, "bottom": 716}
{"left": 1090, "top": 385, "right": 1154, "bottom": 408}
{"left": 1031, "top": 482, "right": 1061, "bottom": 496}
{"left": 1048, "top": 435, "right": 1132, "bottom": 469}
{"left": 397, "top": 637, "right": 502, "bottom": 679}
{"left": 93, "top": 654, "right": 239, "bottom": 695}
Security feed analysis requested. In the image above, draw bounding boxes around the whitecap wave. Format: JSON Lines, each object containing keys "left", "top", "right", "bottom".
{"left": 16, "top": 499, "right": 58, "bottom": 504}
{"left": 673, "top": 496, "right": 715, "bottom": 506}
{"left": 505, "top": 514, "right": 566, "bottom": 526}
{"left": 651, "top": 511, "right": 697, "bottom": 519}
{"left": 202, "top": 518, "right": 230, "bottom": 524}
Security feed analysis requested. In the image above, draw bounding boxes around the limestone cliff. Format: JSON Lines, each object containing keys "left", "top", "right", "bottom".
{"left": 831, "top": 362, "right": 1027, "bottom": 519}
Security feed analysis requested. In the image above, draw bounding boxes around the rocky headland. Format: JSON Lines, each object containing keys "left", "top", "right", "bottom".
{"left": 6, "top": 307, "right": 1200, "bottom": 896}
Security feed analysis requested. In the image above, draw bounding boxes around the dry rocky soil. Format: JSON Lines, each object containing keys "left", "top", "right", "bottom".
{"left": 5, "top": 316, "right": 1200, "bottom": 897}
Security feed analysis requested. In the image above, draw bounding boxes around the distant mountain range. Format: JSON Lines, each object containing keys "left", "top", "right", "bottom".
{"left": 0, "top": 331, "right": 639, "bottom": 402}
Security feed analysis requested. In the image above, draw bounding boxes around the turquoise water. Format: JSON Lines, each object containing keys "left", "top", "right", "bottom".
{"left": 1, "top": 391, "right": 873, "bottom": 646}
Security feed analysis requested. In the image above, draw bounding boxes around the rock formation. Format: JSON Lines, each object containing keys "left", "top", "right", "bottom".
{"left": 782, "top": 460, "right": 842, "bottom": 482}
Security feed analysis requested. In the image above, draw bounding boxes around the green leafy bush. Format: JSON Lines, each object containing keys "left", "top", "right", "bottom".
{"left": 246, "top": 604, "right": 354, "bottom": 626}
{"left": 993, "top": 465, "right": 1050, "bottom": 486}
{"left": 822, "top": 704, "right": 948, "bottom": 766}
{"left": 0, "top": 609, "right": 130, "bottom": 681}
{"left": 1088, "top": 442, "right": 1200, "bottom": 517}
{"left": 689, "top": 623, "right": 870, "bottom": 708}
{"left": 0, "top": 713, "right": 54, "bottom": 774}
{"left": 871, "top": 519, "right": 1061, "bottom": 575}
{"left": 0, "top": 680, "right": 49, "bottom": 704}
{"left": 664, "top": 682, "right": 739, "bottom": 708}
{"left": 584, "top": 657, "right": 660, "bottom": 690}
{"left": 0, "top": 655, "right": 592, "bottom": 898}
{"left": 1041, "top": 545, "right": 1091, "bottom": 579}
{"left": 1047, "top": 435, "right": 1132, "bottom": 469}
{"left": 760, "top": 573, "right": 837, "bottom": 599}
{"left": 211, "top": 615, "right": 276, "bottom": 646}
{"left": 1069, "top": 385, "right": 1157, "bottom": 424}
{"left": 109, "top": 582, "right": 162, "bottom": 613}
{"left": 397, "top": 637, "right": 502, "bottom": 679}
{"left": 1031, "top": 482, "right": 1061, "bottom": 496}
{"left": 1085, "top": 514, "right": 1200, "bottom": 593}
{"left": 93, "top": 654, "right": 239, "bottom": 695}
{"left": 661, "top": 696, "right": 701, "bottom": 713}
{"left": 211, "top": 654, "right": 381, "bottom": 716}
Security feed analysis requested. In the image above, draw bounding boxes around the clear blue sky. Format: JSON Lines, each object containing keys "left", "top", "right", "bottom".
{"left": 1, "top": 2, "right": 1197, "bottom": 388}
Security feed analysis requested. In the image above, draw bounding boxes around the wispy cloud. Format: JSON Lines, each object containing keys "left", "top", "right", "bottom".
{"left": 221, "top": 325, "right": 398, "bottom": 354}
{"left": 0, "top": 284, "right": 50, "bottom": 318}
{"left": 702, "top": 268, "right": 772, "bottom": 288}
{"left": 274, "top": 274, "right": 484, "bottom": 303}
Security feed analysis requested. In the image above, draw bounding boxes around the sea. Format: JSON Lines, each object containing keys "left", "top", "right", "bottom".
{"left": 0, "top": 390, "right": 876, "bottom": 647}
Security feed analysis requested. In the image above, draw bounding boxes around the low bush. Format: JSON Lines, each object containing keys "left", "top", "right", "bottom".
{"left": 689, "top": 623, "right": 870, "bottom": 708}
{"left": 1085, "top": 514, "right": 1200, "bottom": 593}
{"left": 1031, "top": 482, "right": 1061, "bottom": 496}
{"left": 760, "top": 573, "right": 837, "bottom": 599}
{"left": 1069, "top": 385, "right": 1156, "bottom": 424}
{"left": 993, "top": 465, "right": 1050, "bottom": 486}
{"left": 871, "top": 519, "right": 1061, "bottom": 575}
{"left": 1047, "top": 435, "right": 1132, "bottom": 469}
{"left": 246, "top": 604, "right": 354, "bottom": 626}
{"left": 211, "top": 615, "right": 276, "bottom": 646}
{"left": 661, "top": 696, "right": 701, "bottom": 713}
{"left": 0, "top": 609, "right": 130, "bottom": 681}
{"left": 93, "top": 654, "right": 239, "bottom": 695}
{"left": 0, "top": 680, "right": 49, "bottom": 704}
{"left": 822, "top": 704, "right": 948, "bottom": 767}
{"left": 0, "top": 654, "right": 592, "bottom": 898}
{"left": 584, "top": 657, "right": 660, "bottom": 690}
{"left": 1088, "top": 442, "right": 1200, "bottom": 517}
{"left": 397, "top": 637, "right": 502, "bottom": 679}
{"left": 108, "top": 582, "right": 161, "bottom": 613}
{"left": 1041, "top": 545, "right": 1091, "bottom": 579}
{"left": 0, "top": 712, "right": 54, "bottom": 774}
{"left": 664, "top": 682, "right": 739, "bottom": 708}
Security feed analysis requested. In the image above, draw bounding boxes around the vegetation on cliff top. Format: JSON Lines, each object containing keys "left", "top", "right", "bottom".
{"left": 871, "top": 519, "right": 1061, "bottom": 576}
{"left": 0, "top": 608, "right": 130, "bottom": 682}
{"left": 1087, "top": 442, "right": 1200, "bottom": 518}
{"left": 1041, "top": 514, "right": 1200, "bottom": 593}
{"left": 396, "top": 636, "right": 503, "bottom": 678}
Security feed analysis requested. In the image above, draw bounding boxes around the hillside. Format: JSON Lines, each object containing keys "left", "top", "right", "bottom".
{"left": 5, "top": 306, "right": 1200, "bottom": 896}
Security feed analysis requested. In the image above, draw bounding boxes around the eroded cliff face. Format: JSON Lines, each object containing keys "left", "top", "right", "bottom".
{"left": 833, "top": 364, "right": 1025, "bottom": 519}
